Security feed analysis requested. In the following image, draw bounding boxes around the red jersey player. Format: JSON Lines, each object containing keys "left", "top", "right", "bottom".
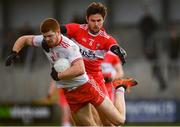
{"left": 60, "top": 2, "right": 137, "bottom": 125}
{"left": 61, "top": 2, "right": 127, "bottom": 96}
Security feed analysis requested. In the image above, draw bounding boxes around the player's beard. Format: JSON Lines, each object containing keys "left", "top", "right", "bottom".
{"left": 47, "top": 41, "right": 54, "bottom": 48}
{"left": 48, "top": 36, "right": 59, "bottom": 48}
{"left": 89, "top": 26, "right": 100, "bottom": 35}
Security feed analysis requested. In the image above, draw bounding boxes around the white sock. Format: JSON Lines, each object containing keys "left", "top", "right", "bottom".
{"left": 116, "top": 87, "right": 125, "bottom": 93}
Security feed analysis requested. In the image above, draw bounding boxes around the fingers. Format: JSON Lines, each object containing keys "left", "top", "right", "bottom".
{"left": 5, "top": 56, "right": 13, "bottom": 66}
{"left": 5, "top": 52, "right": 19, "bottom": 67}
{"left": 51, "top": 67, "right": 59, "bottom": 81}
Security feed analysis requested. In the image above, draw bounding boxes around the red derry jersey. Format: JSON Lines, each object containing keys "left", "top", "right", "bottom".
{"left": 101, "top": 51, "right": 121, "bottom": 78}
{"left": 65, "top": 23, "right": 117, "bottom": 74}
{"left": 32, "top": 34, "right": 89, "bottom": 88}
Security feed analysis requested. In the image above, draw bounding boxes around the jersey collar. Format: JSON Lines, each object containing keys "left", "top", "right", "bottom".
{"left": 88, "top": 28, "right": 105, "bottom": 37}
{"left": 57, "top": 35, "right": 63, "bottom": 46}
{"left": 88, "top": 30, "right": 101, "bottom": 37}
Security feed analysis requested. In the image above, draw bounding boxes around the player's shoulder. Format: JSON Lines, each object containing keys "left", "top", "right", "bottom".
{"left": 32, "top": 35, "right": 44, "bottom": 46}
{"left": 99, "top": 29, "right": 115, "bottom": 41}
{"left": 33, "top": 35, "right": 43, "bottom": 40}
{"left": 79, "top": 24, "right": 88, "bottom": 30}
{"left": 61, "top": 35, "right": 79, "bottom": 49}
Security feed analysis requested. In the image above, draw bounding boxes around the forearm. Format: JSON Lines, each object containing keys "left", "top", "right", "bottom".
{"left": 12, "top": 35, "right": 34, "bottom": 53}
{"left": 113, "top": 72, "right": 124, "bottom": 80}
{"left": 58, "top": 63, "right": 85, "bottom": 80}
{"left": 113, "top": 64, "right": 124, "bottom": 80}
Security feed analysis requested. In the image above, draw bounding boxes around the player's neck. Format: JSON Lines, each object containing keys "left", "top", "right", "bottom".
{"left": 88, "top": 30, "right": 100, "bottom": 36}
{"left": 55, "top": 35, "right": 62, "bottom": 46}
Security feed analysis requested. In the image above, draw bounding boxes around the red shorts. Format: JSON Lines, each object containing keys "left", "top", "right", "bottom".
{"left": 63, "top": 77, "right": 105, "bottom": 113}
{"left": 89, "top": 72, "right": 109, "bottom": 97}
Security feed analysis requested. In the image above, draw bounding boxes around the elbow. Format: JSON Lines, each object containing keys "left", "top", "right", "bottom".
{"left": 18, "top": 36, "right": 28, "bottom": 45}
{"left": 19, "top": 35, "right": 28, "bottom": 40}
{"left": 77, "top": 64, "right": 86, "bottom": 76}
{"left": 114, "top": 115, "right": 126, "bottom": 126}
{"left": 79, "top": 69, "right": 85, "bottom": 76}
{"left": 121, "top": 117, "right": 126, "bottom": 125}
{"left": 76, "top": 67, "right": 85, "bottom": 76}
{"left": 115, "top": 118, "right": 125, "bottom": 126}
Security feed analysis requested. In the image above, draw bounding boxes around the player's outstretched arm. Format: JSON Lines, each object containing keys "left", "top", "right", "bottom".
{"left": 12, "top": 35, "right": 34, "bottom": 53}
{"left": 5, "top": 35, "right": 34, "bottom": 66}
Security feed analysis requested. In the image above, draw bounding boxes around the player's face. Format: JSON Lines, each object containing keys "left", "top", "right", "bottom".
{"left": 86, "top": 14, "right": 104, "bottom": 34}
{"left": 43, "top": 30, "right": 60, "bottom": 47}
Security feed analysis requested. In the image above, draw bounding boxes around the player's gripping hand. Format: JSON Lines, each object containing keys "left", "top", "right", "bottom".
{"left": 119, "top": 47, "right": 127, "bottom": 65}
{"left": 51, "top": 67, "right": 60, "bottom": 81}
{"left": 5, "top": 51, "right": 20, "bottom": 66}
{"left": 42, "top": 40, "right": 50, "bottom": 52}
{"left": 110, "top": 45, "right": 127, "bottom": 65}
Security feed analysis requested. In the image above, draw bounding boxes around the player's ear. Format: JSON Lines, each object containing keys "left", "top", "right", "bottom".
{"left": 57, "top": 30, "right": 60, "bottom": 33}
{"left": 56, "top": 30, "right": 60, "bottom": 35}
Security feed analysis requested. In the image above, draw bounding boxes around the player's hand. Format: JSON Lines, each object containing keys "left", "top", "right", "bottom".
{"left": 51, "top": 67, "right": 60, "bottom": 81}
{"left": 110, "top": 45, "right": 127, "bottom": 65}
{"left": 119, "top": 47, "right": 127, "bottom": 65}
{"left": 5, "top": 51, "right": 20, "bottom": 66}
{"left": 42, "top": 40, "right": 50, "bottom": 52}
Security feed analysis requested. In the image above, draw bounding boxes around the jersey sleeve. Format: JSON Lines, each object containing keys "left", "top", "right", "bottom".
{"left": 67, "top": 44, "right": 82, "bottom": 64}
{"left": 106, "top": 36, "right": 118, "bottom": 50}
{"left": 32, "top": 35, "right": 43, "bottom": 47}
{"left": 65, "top": 23, "right": 80, "bottom": 38}
{"left": 105, "top": 51, "right": 121, "bottom": 65}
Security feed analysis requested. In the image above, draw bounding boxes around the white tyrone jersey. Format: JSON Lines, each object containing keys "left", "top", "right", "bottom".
{"left": 33, "top": 34, "right": 89, "bottom": 88}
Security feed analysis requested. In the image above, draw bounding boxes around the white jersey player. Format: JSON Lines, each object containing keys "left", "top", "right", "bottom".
{"left": 33, "top": 34, "right": 89, "bottom": 88}
{"left": 5, "top": 18, "right": 127, "bottom": 126}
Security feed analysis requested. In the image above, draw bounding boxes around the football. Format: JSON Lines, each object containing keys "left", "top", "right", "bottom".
{"left": 54, "top": 58, "right": 70, "bottom": 72}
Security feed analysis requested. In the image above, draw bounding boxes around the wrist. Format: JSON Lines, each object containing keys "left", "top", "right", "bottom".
{"left": 11, "top": 50, "right": 18, "bottom": 54}
{"left": 57, "top": 73, "right": 61, "bottom": 80}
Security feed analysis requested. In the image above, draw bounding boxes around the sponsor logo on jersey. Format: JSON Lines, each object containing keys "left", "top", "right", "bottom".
{"left": 80, "top": 48, "right": 96, "bottom": 59}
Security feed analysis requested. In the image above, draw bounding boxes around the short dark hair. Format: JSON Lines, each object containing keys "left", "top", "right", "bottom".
{"left": 86, "top": 2, "right": 107, "bottom": 19}
{"left": 40, "top": 18, "right": 60, "bottom": 33}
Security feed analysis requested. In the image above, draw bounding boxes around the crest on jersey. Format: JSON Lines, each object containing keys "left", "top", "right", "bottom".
{"left": 96, "top": 43, "right": 100, "bottom": 49}
{"left": 89, "top": 38, "right": 94, "bottom": 46}
{"left": 82, "top": 38, "right": 86, "bottom": 42}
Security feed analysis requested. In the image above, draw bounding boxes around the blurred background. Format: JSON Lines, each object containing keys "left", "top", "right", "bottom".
{"left": 0, "top": 0, "right": 180, "bottom": 126}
